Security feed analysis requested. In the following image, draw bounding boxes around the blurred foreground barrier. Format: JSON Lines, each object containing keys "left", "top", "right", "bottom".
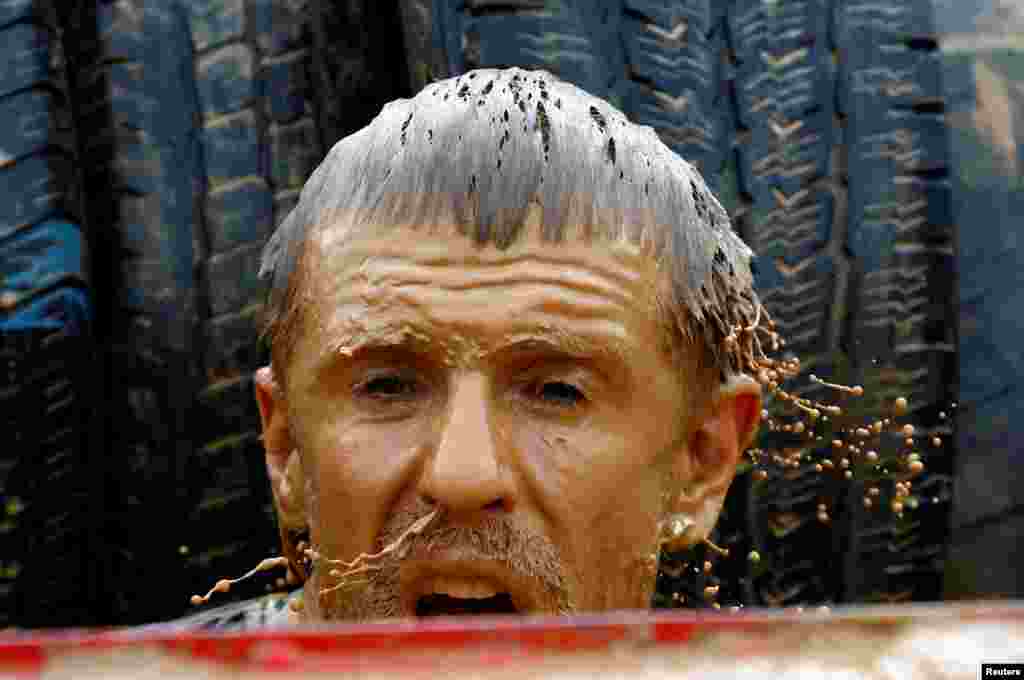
{"left": 2, "top": 603, "right": 1023, "bottom": 678}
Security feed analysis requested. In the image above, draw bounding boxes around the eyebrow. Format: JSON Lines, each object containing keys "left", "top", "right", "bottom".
{"left": 313, "top": 322, "right": 634, "bottom": 375}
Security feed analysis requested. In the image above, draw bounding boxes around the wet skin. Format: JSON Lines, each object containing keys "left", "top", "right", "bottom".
{"left": 255, "top": 212, "right": 761, "bottom": 621}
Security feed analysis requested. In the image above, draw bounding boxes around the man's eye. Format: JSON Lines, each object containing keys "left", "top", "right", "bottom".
{"left": 534, "top": 381, "right": 585, "bottom": 408}
{"left": 358, "top": 375, "right": 419, "bottom": 399}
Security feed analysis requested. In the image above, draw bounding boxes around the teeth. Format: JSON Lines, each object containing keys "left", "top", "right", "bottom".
{"left": 429, "top": 576, "right": 502, "bottom": 600}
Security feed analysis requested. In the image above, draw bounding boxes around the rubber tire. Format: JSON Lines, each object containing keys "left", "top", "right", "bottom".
{"left": 939, "top": 8, "right": 1024, "bottom": 599}
{"left": 0, "top": 1, "right": 98, "bottom": 628}
{"left": 6, "top": 0, "right": 959, "bottom": 625}
{"left": 54, "top": 0, "right": 413, "bottom": 625}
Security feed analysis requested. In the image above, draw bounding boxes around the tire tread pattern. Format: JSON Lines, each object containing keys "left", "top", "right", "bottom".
{"left": 51, "top": 0, "right": 412, "bottom": 623}
{"left": 0, "top": 1, "right": 98, "bottom": 628}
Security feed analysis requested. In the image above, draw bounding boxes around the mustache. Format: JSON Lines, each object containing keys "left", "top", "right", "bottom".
{"left": 312, "top": 506, "right": 571, "bottom": 619}
{"left": 383, "top": 509, "right": 566, "bottom": 596}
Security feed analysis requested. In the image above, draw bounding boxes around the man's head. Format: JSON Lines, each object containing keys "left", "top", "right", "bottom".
{"left": 254, "top": 68, "right": 765, "bottom": 621}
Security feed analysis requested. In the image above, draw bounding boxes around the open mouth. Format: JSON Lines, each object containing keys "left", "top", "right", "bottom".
{"left": 415, "top": 592, "right": 518, "bottom": 617}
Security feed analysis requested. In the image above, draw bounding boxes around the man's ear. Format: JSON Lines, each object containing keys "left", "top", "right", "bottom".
{"left": 255, "top": 367, "right": 308, "bottom": 578}
{"left": 255, "top": 366, "right": 290, "bottom": 472}
{"left": 669, "top": 374, "right": 762, "bottom": 547}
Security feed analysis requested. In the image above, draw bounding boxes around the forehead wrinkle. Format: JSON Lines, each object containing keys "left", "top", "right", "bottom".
{"left": 320, "top": 231, "right": 652, "bottom": 290}
{"left": 309, "top": 242, "right": 646, "bottom": 302}
{"left": 302, "top": 223, "right": 668, "bottom": 381}
{"left": 397, "top": 249, "right": 645, "bottom": 286}
{"left": 309, "top": 260, "right": 651, "bottom": 362}
{"left": 351, "top": 258, "right": 639, "bottom": 311}
{"left": 378, "top": 283, "right": 634, "bottom": 330}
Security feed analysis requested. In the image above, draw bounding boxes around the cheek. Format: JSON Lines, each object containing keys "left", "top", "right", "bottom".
{"left": 303, "top": 417, "right": 431, "bottom": 550}
{"left": 567, "top": 435, "right": 663, "bottom": 550}
{"left": 517, "top": 427, "right": 613, "bottom": 518}
{"left": 517, "top": 424, "right": 659, "bottom": 545}
{"left": 575, "top": 473, "right": 663, "bottom": 608}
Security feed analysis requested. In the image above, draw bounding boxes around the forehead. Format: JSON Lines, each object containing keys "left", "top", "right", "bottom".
{"left": 286, "top": 214, "right": 684, "bottom": 386}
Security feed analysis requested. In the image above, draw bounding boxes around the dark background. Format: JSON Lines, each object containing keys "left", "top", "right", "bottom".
{"left": 0, "top": 0, "right": 1018, "bottom": 628}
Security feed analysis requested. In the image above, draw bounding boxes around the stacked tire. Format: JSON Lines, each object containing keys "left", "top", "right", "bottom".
{"left": 54, "top": 0, "right": 412, "bottom": 625}
{"left": 1, "top": 0, "right": 959, "bottom": 626}
{"left": 0, "top": 1, "right": 98, "bottom": 627}
{"left": 831, "top": 0, "right": 955, "bottom": 604}
{"left": 58, "top": 0, "right": 208, "bottom": 625}
{"left": 939, "top": 7, "right": 1024, "bottom": 600}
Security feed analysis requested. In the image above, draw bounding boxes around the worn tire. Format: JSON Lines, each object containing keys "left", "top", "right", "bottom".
{"left": 937, "top": 7, "right": 1024, "bottom": 599}
{"left": 403, "top": 0, "right": 957, "bottom": 608}
{"left": 5, "top": 0, "right": 960, "bottom": 625}
{"left": 0, "top": 1, "right": 98, "bottom": 628}
{"left": 53, "top": 0, "right": 413, "bottom": 624}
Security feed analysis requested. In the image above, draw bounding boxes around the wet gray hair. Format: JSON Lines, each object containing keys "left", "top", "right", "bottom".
{"left": 259, "top": 67, "right": 766, "bottom": 389}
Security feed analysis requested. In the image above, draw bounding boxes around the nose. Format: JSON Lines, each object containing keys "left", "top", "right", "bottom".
{"left": 419, "top": 372, "right": 515, "bottom": 516}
